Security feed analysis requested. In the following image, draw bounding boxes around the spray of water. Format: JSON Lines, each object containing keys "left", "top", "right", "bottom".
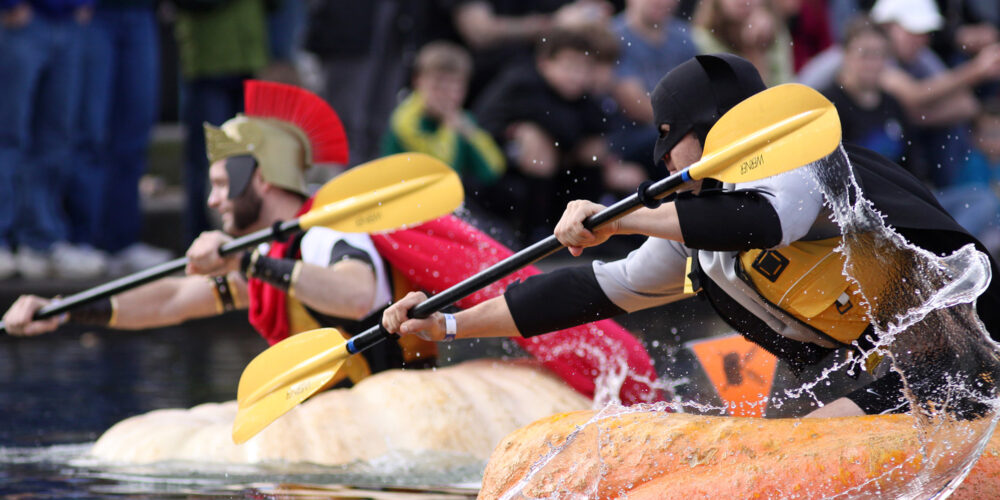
{"left": 499, "top": 146, "right": 1000, "bottom": 499}
{"left": 808, "top": 146, "right": 1000, "bottom": 498}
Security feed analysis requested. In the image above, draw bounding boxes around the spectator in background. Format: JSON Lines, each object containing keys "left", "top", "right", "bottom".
{"left": 260, "top": 0, "right": 305, "bottom": 85}
{"left": 606, "top": 0, "right": 696, "bottom": 177}
{"left": 0, "top": 0, "right": 108, "bottom": 279}
{"left": 774, "top": 0, "right": 834, "bottom": 72}
{"left": 569, "top": 21, "right": 650, "bottom": 197}
{"left": 74, "top": 0, "right": 173, "bottom": 275}
{"left": 383, "top": 40, "right": 515, "bottom": 239}
{"left": 820, "top": 17, "right": 916, "bottom": 175}
{"left": 472, "top": 27, "right": 643, "bottom": 243}
{"left": 872, "top": 0, "right": 1000, "bottom": 185}
{"left": 799, "top": 0, "right": 1000, "bottom": 185}
{"left": 174, "top": 0, "right": 269, "bottom": 244}
{"left": 382, "top": 41, "right": 506, "bottom": 192}
{"left": 827, "top": 0, "right": 861, "bottom": 42}
{"left": 450, "top": 0, "right": 613, "bottom": 103}
{"left": 692, "top": 0, "right": 794, "bottom": 86}
{"left": 872, "top": 0, "right": 993, "bottom": 126}
{"left": 937, "top": 99, "right": 1000, "bottom": 254}
{"left": 931, "top": 0, "right": 999, "bottom": 68}
{"left": 801, "top": 0, "right": 1000, "bottom": 124}
{"left": 381, "top": 40, "right": 519, "bottom": 246}
{"left": 304, "top": 1, "right": 422, "bottom": 166}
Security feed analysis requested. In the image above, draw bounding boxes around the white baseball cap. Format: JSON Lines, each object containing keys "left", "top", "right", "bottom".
{"left": 871, "top": 0, "right": 944, "bottom": 34}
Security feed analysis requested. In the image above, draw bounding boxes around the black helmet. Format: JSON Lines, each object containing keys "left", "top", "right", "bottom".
{"left": 651, "top": 54, "right": 766, "bottom": 163}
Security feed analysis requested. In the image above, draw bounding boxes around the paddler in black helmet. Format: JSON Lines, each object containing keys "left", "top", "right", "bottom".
{"left": 383, "top": 53, "right": 1000, "bottom": 419}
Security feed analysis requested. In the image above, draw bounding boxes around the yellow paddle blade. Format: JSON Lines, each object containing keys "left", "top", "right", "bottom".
{"left": 233, "top": 328, "right": 350, "bottom": 443}
{"left": 236, "top": 327, "right": 345, "bottom": 404}
{"left": 300, "top": 152, "right": 463, "bottom": 233}
{"left": 232, "top": 362, "right": 345, "bottom": 444}
{"left": 692, "top": 84, "right": 841, "bottom": 184}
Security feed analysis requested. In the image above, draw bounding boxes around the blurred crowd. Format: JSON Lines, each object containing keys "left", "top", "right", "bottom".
{"left": 3, "top": 0, "right": 1000, "bottom": 281}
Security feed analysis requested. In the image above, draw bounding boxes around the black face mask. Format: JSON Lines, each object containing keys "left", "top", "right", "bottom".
{"left": 650, "top": 54, "right": 767, "bottom": 165}
{"left": 224, "top": 155, "right": 258, "bottom": 200}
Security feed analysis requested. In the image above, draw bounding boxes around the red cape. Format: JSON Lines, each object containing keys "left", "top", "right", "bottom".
{"left": 247, "top": 203, "right": 663, "bottom": 405}
{"left": 247, "top": 199, "right": 315, "bottom": 345}
{"left": 371, "top": 215, "right": 663, "bottom": 405}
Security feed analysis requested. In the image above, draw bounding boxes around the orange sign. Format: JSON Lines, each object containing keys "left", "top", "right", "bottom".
{"left": 690, "top": 334, "right": 778, "bottom": 417}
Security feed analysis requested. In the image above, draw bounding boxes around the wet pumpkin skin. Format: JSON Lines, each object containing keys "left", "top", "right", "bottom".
{"left": 480, "top": 410, "right": 1000, "bottom": 499}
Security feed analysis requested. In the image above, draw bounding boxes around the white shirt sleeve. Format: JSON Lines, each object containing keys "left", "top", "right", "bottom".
{"left": 592, "top": 237, "right": 694, "bottom": 313}
{"left": 735, "top": 165, "right": 826, "bottom": 248}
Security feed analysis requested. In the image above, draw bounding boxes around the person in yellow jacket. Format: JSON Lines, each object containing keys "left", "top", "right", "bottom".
{"left": 381, "top": 41, "right": 505, "bottom": 189}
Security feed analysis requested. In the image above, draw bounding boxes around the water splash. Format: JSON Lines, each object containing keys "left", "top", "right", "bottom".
{"left": 500, "top": 146, "right": 1000, "bottom": 499}
{"left": 808, "top": 146, "right": 1000, "bottom": 498}
{"left": 498, "top": 403, "right": 667, "bottom": 500}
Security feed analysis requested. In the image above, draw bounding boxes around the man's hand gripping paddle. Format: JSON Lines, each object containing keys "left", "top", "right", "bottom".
{"left": 231, "top": 84, "right": 843, "bottom": 444}
{"left": 0, "top": 153, "right": 463, "bottom": 334}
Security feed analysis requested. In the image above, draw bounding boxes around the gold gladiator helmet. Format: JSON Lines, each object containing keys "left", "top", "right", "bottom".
{"left": 204, "top": 80, "right": 349, "bottom": 196}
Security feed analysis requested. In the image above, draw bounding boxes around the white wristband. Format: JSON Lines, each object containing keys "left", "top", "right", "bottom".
{"left": 443, "top": 313, "right": 457, "bottom": 342}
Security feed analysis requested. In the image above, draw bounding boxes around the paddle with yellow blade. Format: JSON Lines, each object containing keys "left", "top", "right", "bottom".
{"left": 231, "top": 83, "right": 843, "bottom": 444}
{"left": 0, "top": 152, "right": 463, "bottom": 334}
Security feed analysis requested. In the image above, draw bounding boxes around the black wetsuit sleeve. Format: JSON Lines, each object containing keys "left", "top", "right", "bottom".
{"left": 674, "top": 190, "right": 783, "bottom": 251}
{"left": 845, "top": 371, "right": 907, "bottom": 415}
{"left": 503, "top": 265, "right": 626, "bottom": 338}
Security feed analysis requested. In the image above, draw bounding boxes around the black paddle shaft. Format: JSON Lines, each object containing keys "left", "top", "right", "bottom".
{"left": 346, "top": 170, "right": 690, "bottom": 355}
{"left": 0, "top": 219, "right": 303, "bottom": 334}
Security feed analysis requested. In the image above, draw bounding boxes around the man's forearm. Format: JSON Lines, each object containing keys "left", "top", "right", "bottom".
{"left": 617, "top": 203, "right": 685, "bottom": 242}
{"left": 291, "top": 260, "right": 377, "bottom": 320}
{"left": 112, "top": 276, "right": 220, "bottom": 329}
{"left": 454, "top": 2, "right": 550, "bottom": 49}
{"left": 909, "top": 91, "right": 979, "bottom": 126}
{"left": 884, "top": 65, "right": 981, "bottom": 112}
{"left": 614, "top": 79, "right": 654, "bottom": 123}
{"left": 454, "top": 296, "right": 521, "bottom": 339}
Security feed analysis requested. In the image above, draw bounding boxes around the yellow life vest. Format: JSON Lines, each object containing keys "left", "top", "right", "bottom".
{"left": 286, "top": 295, "right": 373, "bottom": 384}
{"left": 738, "top": 237, "right": 871, "bottom": 345}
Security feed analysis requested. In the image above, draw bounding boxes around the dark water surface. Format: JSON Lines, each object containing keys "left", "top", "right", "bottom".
{"left": 0, "top": 279, "right": 781, "bottom": 499}
{"left": 0, "top": 314, "right": 483, "bottom": 498}
{"left": 1, "top": 315, "right": 262, "bottom": 447}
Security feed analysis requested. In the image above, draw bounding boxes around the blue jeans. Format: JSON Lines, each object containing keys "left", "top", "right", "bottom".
{"left": 0, "top": 16, "right": 84, "bottom": 251}
{"left": 180, "top": 75, "right": 247, "bottom": 244}
{"left": 74, "top": 7, "right": 159, "bottom": 252}
{"left": 267, "top": 0, "right": 305, "bottom": 62}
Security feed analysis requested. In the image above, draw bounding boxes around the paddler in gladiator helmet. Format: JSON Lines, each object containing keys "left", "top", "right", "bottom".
{"left": 4, "top": 80, "right": 662, "bottom": 405}
{"left": 2, "top": 80, "right": 434, "bottom": 383}
{"left": 383, "top": 53, "right": 1000, "bottom": 419}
